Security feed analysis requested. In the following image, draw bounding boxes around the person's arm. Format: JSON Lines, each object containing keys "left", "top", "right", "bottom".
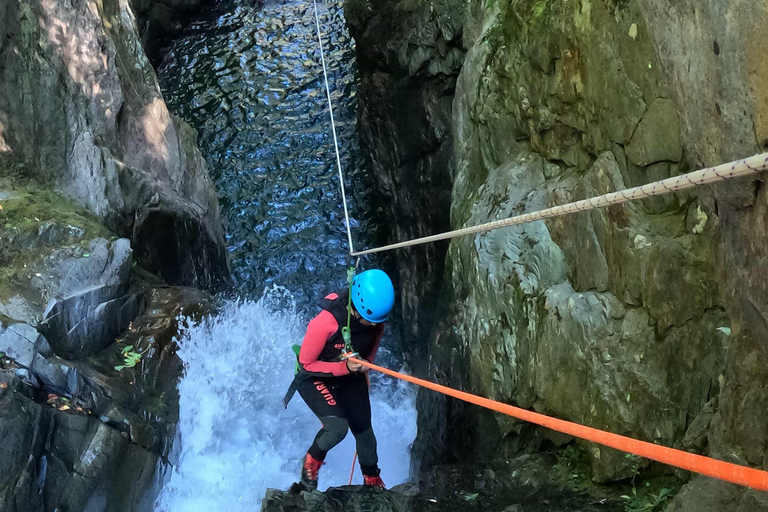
{"left": 365, "top": 325, "right": 385, "bottom": 363}
{"left": 299, "top": 311, "right": 350, "bottom": 377}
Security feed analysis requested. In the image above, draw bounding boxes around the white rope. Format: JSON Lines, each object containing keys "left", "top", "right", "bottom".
{"left": 312, "top": 0, "right": 355, "bottom": 254}
{"left": 351, "top": 152, "right": 768, "bottom": 256}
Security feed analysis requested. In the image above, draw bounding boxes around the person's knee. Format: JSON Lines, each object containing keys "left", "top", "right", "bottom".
{"left": 317, "top": 416, "right": 349, "bottom": 450}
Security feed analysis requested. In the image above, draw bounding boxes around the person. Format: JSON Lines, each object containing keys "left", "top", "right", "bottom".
{"left": 283, "top": 269, "right": 395, "bottom": 491}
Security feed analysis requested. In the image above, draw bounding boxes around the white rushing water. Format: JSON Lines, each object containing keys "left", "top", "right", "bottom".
{"left": 155, "top": 288, "right": 417, "bottom": 511}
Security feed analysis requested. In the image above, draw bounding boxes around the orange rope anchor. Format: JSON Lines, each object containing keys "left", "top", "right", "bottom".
{"left": 349, "top": 357, "right": 768, "bottom": 492}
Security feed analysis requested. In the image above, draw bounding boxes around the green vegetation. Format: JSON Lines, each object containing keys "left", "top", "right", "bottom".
{"left": 0, "top": 174, "right": 111, "bottom": 302}
{"left": 115, "top": 345, "right": 143, "bottom": 372}
{"left": 620, "top": 454, "right": 676, "bottom": 512}
{"left": 621, "top": 484, "right": 673, "bottom": 512}
{"left": 553, "top": 444, "right": 595, "bottom": 489}
{"left": 532, "top": 0, "right": 549, "bottom": 19}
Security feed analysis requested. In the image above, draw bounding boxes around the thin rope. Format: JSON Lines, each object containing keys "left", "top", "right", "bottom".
{"left": 312, "top": 0, "right": 355, "bottom": 254}
{"left": 348, "top": 357, "right": 768, "bottom": 491}
{"left": 348, "top": 451, "right": 357, "bottom": 485}
{"left": 351, "top": 152, "right": 768, "bottom": 256}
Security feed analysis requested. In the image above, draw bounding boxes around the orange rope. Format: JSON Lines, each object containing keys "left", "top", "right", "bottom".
{"left": 348, "top": 451, "right": 357, "bottom": 485}
{"left": 350, "top": 357, "right": 768, "bottom": 492}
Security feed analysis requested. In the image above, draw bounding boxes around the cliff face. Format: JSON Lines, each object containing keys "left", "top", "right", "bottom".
{"left": 0, "top": 0, "right": 228, "bottom": 509}
{"left": 347, "top": 0, "right": 768, "bottom": 508}
{"left": 0, "top": 0, "right": 229, "bottom": 289}
{"left": 345, "top": 0, "right": 463, "bottom": 367}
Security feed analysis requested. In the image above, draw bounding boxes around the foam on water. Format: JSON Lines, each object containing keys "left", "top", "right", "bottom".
{"left": 155, "top": 288, "right": 416, "bottom": 511}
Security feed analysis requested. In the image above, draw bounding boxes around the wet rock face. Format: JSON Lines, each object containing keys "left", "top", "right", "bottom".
{"left": 350, "top": 0, "right": 768, "bottom": 507}
{"left": 345, "top": 0, "right": 464, "bottom": 368}
{"left": 0, "top": 373, "right": 163, "bottom": 512}
{"left": 0, "top": 0, "right": 229, "bottom": 290}
{"left": 0, "top": 180, "right": 214, "bottom": 509}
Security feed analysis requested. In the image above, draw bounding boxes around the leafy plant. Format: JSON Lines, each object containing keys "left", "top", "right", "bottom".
{"left": 553, "top": 444, "right": 593, "bottom": 486}
{"left": 115, "top": 345, "right": 143, "bottom": 371}
{"left": 621, "top": 454, "right": 673, "bottom": 512}
{"left": 621, "top": 485, "right": 672, "bottom": 512}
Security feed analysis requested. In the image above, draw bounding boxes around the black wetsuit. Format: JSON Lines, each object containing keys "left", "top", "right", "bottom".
{"left": 293, "top": 291, "right": 384, "bottom": 477}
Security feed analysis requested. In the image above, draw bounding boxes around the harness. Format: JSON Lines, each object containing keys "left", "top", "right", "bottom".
{"left": 283, "top": 266, "right": 358, "bottom": 408}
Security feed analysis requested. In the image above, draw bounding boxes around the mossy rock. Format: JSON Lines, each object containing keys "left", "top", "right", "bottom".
{"left": 0, "top": 175, "right": 112, "bottom": 305}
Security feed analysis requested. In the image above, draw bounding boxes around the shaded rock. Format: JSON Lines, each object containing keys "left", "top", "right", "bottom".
{"left": 0, "top": 317, "right": 182, "bottom": 512}
{"left": 0, "top": 322, "right": 49, "bottom": 368}
{"left": 345, "top": 0, "right": 463, "bottom": 369}
{"left": 666, "top": 476, "right": 768, "bottom": 512}
{"left": 681, "top": 397, "right": 718, "bottom": 454}
{"left": 626, "top": 99, "right": 684, "bottom": 166}
{"left": 0, "top": 374, "right": 47, "bottom": 512}
{"left": 32, "top": 354, "right": 80, "bottom": 395}
{"left": 262, "top": 487, "right": 417, "bottom": 512}
{"left": 130, "top": 0, "right": 219, "bottom": 62}
{"left": 0, "top": 0, "right": 230, "bottom": 290}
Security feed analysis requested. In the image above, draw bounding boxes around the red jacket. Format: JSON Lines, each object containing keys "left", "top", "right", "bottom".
{"left": 298, "top": 291, "right": 383, "bottom": 377}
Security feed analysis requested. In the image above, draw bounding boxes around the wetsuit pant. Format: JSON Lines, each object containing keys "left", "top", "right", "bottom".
{"left": 297, "top": 373, "right": 380, "bottom": 477}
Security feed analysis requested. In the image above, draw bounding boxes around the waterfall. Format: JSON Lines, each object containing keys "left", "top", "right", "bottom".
{"left": 155, "top": 289, "right": 416, "bottom": 510}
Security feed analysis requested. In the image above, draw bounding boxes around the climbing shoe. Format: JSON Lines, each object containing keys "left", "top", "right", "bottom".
{"left": 363, "top": 474, "right": 386, "bottom": 490}
{"left": 300, "top": 453, "right": 324, "bottom": 490}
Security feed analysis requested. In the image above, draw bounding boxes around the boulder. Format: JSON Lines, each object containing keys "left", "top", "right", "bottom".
{"left": 0, "top": 0, "right": 229, "bottom": 290}
{"left": 0, "top": 322, "right": 50, "bottom": 368}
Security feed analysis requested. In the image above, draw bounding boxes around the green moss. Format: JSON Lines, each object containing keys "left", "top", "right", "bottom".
{"left": 0, "top": 175, "right": 112, "bottom": 302}
{"left": 532, "top": 0, "right": 549, "bottom": 19}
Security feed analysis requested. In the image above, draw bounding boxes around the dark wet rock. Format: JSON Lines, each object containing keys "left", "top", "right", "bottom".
{"left": 0, "top": 373, "right": 47, "bottom": 512}
{"left": 262, "top": 486, "right": 421, "bottom": 512}
{"left": 0, "top": 322, "right": 50, "bottom": 368}
{"left": 345, "top": 0, "right": 464, "bottom": 369}
{"left": 262, "top": 455, "right": 629, "bottom": 512}
{"left": 65, "top": 286, "right": 212, "bottom": 457}
{"left": 0, "top": 282, "right": 212, "bottom": 509}
{"left": 0, "top": 372, "right": 163, "bottom": 512}
{"left": 130, "top": 0, "right": 219, "bottom": 62}
{"left": 32, "top": 354, "right": 79, "bottom": 395}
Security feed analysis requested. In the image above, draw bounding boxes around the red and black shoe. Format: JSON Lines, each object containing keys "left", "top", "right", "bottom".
{"left": 363, "top": 474, "right": 386, "bottom": 490}
{"left": 300, "top": 453, "right": 324, "bottom": 490}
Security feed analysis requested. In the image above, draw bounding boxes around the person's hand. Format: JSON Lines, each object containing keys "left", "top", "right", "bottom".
{"left": 346, "top": 358, "right": 365, "bottom": 373}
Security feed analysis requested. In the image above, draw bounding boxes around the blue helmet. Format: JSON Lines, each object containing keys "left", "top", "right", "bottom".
{"left": 351, "top": 269, "right": 395, "bottom": 323}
